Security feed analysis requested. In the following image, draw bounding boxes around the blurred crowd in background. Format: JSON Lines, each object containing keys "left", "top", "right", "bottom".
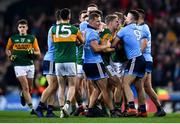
{"left": 0, "top": 0, "right": 180, "bottom": 96}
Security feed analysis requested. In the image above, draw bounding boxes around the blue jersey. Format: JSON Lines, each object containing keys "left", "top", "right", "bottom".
{"left": 44, "top": 26, "right": 55, "bottom": 61}
{"left": 84, "top": 25, "right": 103, "bottom": 63}
{"left": 79, "top": 21, "right": 88, "bottom": 61}
{"left": 80, "top": 21, "right": 88, "bottom": 32}
{"left": 137, "top": 23, "right": 153, "bottom": 62}
{"left": 117, "top": 23, "right": 142, "bottom": 59}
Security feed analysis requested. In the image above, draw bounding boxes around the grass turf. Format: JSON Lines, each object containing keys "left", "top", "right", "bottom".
{"left": 0, "top": 111, "right": 179, "bottom": 123}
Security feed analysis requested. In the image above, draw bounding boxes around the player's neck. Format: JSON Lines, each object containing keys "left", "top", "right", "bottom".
{"left": 19, "top": 33, "right": 27, "bottom": 36}
{"left": 61, "top": 20, "right": 69, "bottom": 23}
{"left": 138, "top": 19, "right": 144, "bottom": 25}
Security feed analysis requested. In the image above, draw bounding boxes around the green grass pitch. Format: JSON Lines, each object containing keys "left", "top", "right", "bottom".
{"left": 0, "top": 111, "right": 180, "bottom": 123}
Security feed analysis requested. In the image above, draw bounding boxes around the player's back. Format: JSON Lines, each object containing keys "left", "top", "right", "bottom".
{"left": 52, "top": 23, "right": 79, "bottom": 63}
{"left": 117, "top": 23, "right": 142, "bottom": 59}
{"left": 137, "top": 23, "right": 152, "bottom": 62}
{"left": 44, "top": 26, "right": 55, "bottom": 61}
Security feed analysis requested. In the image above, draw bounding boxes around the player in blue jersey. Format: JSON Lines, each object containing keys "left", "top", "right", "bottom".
{"left": 35, "top": 10, "right": 61, "bottom": 118}
{"left": 80, "top": 4, "right": 98, "bottom": 33}
{"left": 136, "top": 9, "right": 166, "bottom": 117}
{"left": 112, "top": 10, "right": 147, "bottom": 117}
{"left": 83, "top": 12, "right": 118, "bottom": 117}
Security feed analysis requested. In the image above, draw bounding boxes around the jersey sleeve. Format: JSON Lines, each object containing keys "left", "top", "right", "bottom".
{"left": 33, "top": 38, "right": 40, "bottom": 51}
{"left": 77, "top": 30, "right": 84, "bottom": 43}
{"left": 6, "top": 38, "right": 13, "bottom": 50}
{"left": 48, "top": 26, "right": 53, "bottom": 43}
{"left": 117, "top": 28, "right": 125, "bottom": 40}
{"left": 88, "top": 31, "right": 99, "bottom": 42}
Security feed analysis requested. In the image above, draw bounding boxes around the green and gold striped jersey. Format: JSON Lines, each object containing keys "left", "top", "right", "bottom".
{"left": 99, "top": 28, "right": 113, "bottom": 66}
{"left": 52, "top": 23, "right": 83, "bottom": 63}
{"left": 6, "top": 34, "right": 40, "bottom": 66}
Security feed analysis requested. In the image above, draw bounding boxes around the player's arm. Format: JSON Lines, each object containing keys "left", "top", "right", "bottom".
{"left": 5, "top": 38, "right": 13, "bottom": 58}
{"left": 111, "top": 36, "right": 122, "bottom": 48}
{"left": 141, "top": 38, "right": 148, "bottom": 52}
{"left": 76, "top": 30, "right": 84, "bottom": 44}
{"left": 32, "top": 38, "right": 41, "bottom": 58}
{"left": 90, "top": 40, "right": 111, "bottom": 53}
{"left": 101, "top": 35, "right": 114, "bottom": 52}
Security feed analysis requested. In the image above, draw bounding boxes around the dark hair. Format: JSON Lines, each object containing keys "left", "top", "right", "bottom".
{"left": 136, "top": 8, "right": 145, "bottom": 19}
{"left": 87, "top": 3, "right": 98, "bottom": 9}
{"left": 17, "top": 19, "right": 28, "bottom": 26}
{"left": 105, "top": 14, "right": 118, "bottom": 25}
{"left": 60, "top": 8, "right": 71, "bottom": 20}
{"left": 79, "top": 10, "right": 87, "bottom": 18}
{"left": 55, "top": 9, "right": 61, "bottom": 20}
{"left": 89, "top": 10, "right": 103, "bottom": 16}
{"left": 88, "top": 12, "right": 100, "bottom": 20}
{"left": 129, "top": 10, "right": 139, "bottom": 21}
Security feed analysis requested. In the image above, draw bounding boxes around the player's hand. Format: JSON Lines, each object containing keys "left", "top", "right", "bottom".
{"left": 106, "top": 39, "right": 111, "bottom": 48}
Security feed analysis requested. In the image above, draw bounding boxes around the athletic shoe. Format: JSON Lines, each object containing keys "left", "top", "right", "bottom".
{"left": 110, "top": 110, "right": 120, "bottom": 118}
{"left": 60, "top": 109, "right": 69, "bottom": 118}
{"left": 137, "top": 111, "right": 148, "bottom": 117}
{"left": 73, "top": 105, "right": 84, "bottom": 116}
{"left": 30, "top": 109, "right": 36, "bottom": 115}
{"left": 114, "top": 108, "right": 123, "bottom": 117}
{"left": 63, "top": 103, "right": 71, "bottom": 116}
{"left": 154, "top": 109, "right": 166, "bottom": 117}
{"left": 124, "top": 108, "right": 137, "bottom": 117}
{"left": 46, "top": 112, "right": 58, "bottom": 118}
{"left": 35, "top": 109, "right": 44, "bottom": 117}
{"left": 20, "top": 92, "right": 26, "bottom": 106}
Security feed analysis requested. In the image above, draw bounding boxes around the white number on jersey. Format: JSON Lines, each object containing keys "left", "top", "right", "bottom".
{"left": 56, "top": 25, "right": 72, "bottom": 38}
{"left": 134, "top": 30, "right": 141, "bottom": 41}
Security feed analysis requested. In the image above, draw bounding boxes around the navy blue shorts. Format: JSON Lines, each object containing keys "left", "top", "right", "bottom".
{"left": 83, "top": 62, "right": 108, "bottom": 80}
{"left": 145, "top": 61, "right": 153, "bottom": 73}
{"left": 43, "top": 60, "right": 56, "bottom": 75}
{"left": 124, "top": 55, "right": 146, "bottom": 78}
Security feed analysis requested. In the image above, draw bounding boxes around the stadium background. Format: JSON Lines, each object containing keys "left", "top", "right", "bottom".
{"left": 0, "top": 0, "right": 179, "bottom": 113}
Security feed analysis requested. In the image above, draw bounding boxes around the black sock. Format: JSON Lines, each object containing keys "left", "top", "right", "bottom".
{"left": 157, "top": 105, "right": 162, "bottom": 112}
{"left": 47, "top": 105, "right": 53, "bottom": 113}
{"left": 37, "top": 101, "right": 45, "bottom": 110}
{"left": 66, "top": 100, "right": 70, "bottom": 105}
{"left": 128, "top": 101, "right": 135, "bottom": 109}
{"left": 139, "top": 104, "right": 146, "bottom": 113}
{"left": 114, "top": 102, "right": 121, "bottom": 109}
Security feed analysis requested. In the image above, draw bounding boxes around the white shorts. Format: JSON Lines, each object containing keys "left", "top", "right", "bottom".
{"left": 111, "top": 62, "right": 125, "bottom": 77}
{"left": 55, "top": 62, "right": 77, "bottom": 76}
{"left": 14, "top": 65, "right": 35, "bottom": 78}
{"left": 77, "top": 64, "right": 85, "bottom": 78}
{"left": 106, "top": 65, "right": 118, "bottom": 77}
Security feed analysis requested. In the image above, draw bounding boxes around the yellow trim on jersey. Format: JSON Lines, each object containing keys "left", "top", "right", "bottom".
{"left": 101, "top": 34, "right": 113, "bottom": 43}
{"left": 52, "top": 34, "right": 77, "bottom": 42}
{"left": 13, "top": 43, "right": 33, "bottom": 50}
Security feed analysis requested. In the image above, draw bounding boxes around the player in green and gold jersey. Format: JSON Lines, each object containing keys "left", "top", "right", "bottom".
{"left": 51, "top": 8, "right": 84, "bottom": 118}
{"left": 5, "top": 19, "right": 41, "bottom": 114}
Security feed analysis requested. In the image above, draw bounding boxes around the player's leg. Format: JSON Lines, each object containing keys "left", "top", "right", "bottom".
{"left": 144, "top": 73, "right": 166, "bottom": 117}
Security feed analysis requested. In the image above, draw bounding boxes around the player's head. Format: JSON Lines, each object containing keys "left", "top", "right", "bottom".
{"left": 55, "top": 9, "right": 61, "bottom": 22}
{"left": 17, "top": 19, "right": 28, "bottom": 35}
{"left": 105, "top": 14, "right": 119, "bottom": 30}
{"left": 88, "top": 12, "right": 101, "bottom": 30}
{"left": 125, "top": 10, "right": 139, "bottom": 24}
{"left": 87, "top": 3, "right": 98, "bottom": 15}
{"left": 79, "top": 10, "right": 88, "bottom": 22}
{"left": 60, "top": 8, "right": 71, "bottom": 21}
{"left": 136, "top": 8, "right": 145, "bottom": 19}
{"left": 114, "top": 12, "right": 124, "bottom": 25}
